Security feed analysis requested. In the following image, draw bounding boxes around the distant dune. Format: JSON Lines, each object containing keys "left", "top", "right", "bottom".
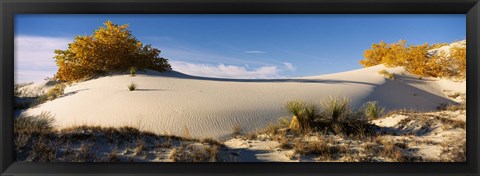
{"left": 21, "top": 64, "right": 465, "bottom": 139}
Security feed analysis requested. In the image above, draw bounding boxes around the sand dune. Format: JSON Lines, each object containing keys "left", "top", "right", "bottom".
{"left": 21, "top": 64, "right": 463, "bottom": 139}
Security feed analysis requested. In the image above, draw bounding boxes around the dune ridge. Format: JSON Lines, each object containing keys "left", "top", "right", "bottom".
{"left": 21, "top": 64, "right": 464, "bottom": 139}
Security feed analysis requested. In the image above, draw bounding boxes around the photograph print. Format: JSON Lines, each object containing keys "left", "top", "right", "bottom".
{"left": 14, "top": 14, "right": 466, "bottom": 162}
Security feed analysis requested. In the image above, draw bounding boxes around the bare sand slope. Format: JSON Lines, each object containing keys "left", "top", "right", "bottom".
{"left": 22, "top": 65, "right": 462, "bottom": 139}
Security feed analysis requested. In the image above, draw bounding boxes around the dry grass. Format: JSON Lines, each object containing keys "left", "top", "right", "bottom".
{"left": 231, "top": 124, "right": 243, "bottom": 136}
{"left": 14, "top": 112, "right": 55, "bottom": 134}
{"left": 169, "top": 144, "right": 222, "bottom": 162}
{"left": 15, "top": 114, "right": 221, "bottom": 162}
{"left": 293, "top": 139, "right": 347, "bottom": 161}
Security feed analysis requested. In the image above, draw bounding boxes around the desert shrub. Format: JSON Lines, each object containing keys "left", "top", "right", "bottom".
{"left": 360, "top": 40, "right": 466, "bottom": 79}
{"left": 448, "top": 45, "right": 466, "bottom": 78}
{"left": 128, "top": 82, "right": 137, "bottom": 91}
{"left": 130, "top": 66, "right": 137, "bottom": 76}
{"left": 362, "top": 101, "right": 385, "bottom": 120}
{"left": 378, "top": 69, "right": 395, "bottom": 80}
{"left": 360, "top": 41, "right": 390, "bottom": 67}
{"left": 54, "top": 20, "right": 171, "bottom": 82}
{"left": 14, "top": 112, "right": 55, "bottom": 134}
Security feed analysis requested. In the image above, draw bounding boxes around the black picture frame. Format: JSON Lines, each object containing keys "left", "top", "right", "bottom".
{"left": 1, "top": 0, "right": 479, "bottom": 175}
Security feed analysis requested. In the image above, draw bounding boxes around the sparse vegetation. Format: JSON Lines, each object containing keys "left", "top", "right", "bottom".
{"left": 14, "top": 112, "right": 55, "bottom": 134}
{"left": 130, "top": 66, "right": 137, "bottom": 76}
{"left": 169, "top": 143, "right": 222, "bottom": 162}
{"left": 320, "top": 96, "right": 351, "bottom": 123}
{"left": 362, "top": 101, "right": 385, "bottom": 120}
{"left": 128, "top": 82, "right": 137, "bottom": 91}
{"left": 15, "top": 113, "right": 227, "bottom": 162}
{"left": 378, "top": 69, "right": 396, "bottom": 80}
{"left": 232, "top": 124, "right": 243, "bottom": 136}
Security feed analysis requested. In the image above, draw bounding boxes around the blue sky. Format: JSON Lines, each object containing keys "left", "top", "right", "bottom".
{"left": 15, "top": 14, "right": 465, "bottom": 82}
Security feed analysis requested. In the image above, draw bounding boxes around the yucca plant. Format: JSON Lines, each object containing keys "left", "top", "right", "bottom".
{"left": 321, "top": 96, "right": 351, "bottom": 123}
{"left": 285, "top": 100, "right": 306, "bottom": 131}
{"left": 302, "top": 103, "right": 319, "bottom": 129}
{"left": 363, "top": 101, "right": 385, "bottom": 120}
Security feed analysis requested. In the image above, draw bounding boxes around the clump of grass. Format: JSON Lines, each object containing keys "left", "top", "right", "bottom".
{"left": 294, "top": 139, "right": 345, "bottom": 160}
{"left": 320, "top": 96, "right": 351, "bottom": 123}
{"left": 232, "top": 124, "right": 243, "bottom": 136}
{"left": 29, "top": 83, "right": 67, "bottom": 107}
{"left": 362, "top": 101, "right": 385, "bottom": 120}
{"left": 169, "top": 144, "right": 221, "bottom": 162}
{"left": 278, "top": 117, "right": 291, "bottom": 128}
{"left": 45, "top": 83, "right": 66, "bottom": 100}
{"left": 128, "top": 82, "right": 137, "bottom": 91}
{"left": 130, "top": 66, "right": 136, "bottom": 77}
{"left": 378, "top": 69, "right": 395, "bottom": 80}
{"left": 14, "top": 112, "right": 55, "bottom": 134}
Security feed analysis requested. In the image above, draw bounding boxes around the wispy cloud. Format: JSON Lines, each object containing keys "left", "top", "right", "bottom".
{"left": 283, "top": 62, "right": 296, "bottom": 71}
{"left": 171, "top": 61, "right": 282, "bottom": 79}
{"left": 244, "top": 50, "right": 267, "bottom": 54}
{"left": 156, "top": 46, "right": 272, "bottom": 66}
{"left": 15, "top": 35, "right": 71, "bottom": 83}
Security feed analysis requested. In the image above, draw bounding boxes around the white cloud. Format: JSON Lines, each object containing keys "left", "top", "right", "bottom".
{"left": 15, "top": 35, "right": 71, "bottom": 83}
{"left": 244, "top": 50, "right": 267, "bottom": 54}
{"left": 283, "top": 62, "right": 296, "bottom": 71}
{"left": 171, "top": 61, "right": 282, "bottom": 79}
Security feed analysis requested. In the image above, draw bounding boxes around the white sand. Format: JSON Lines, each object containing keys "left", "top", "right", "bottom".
{"left": 21, "top": 64, "right": 463, "bottom": 139}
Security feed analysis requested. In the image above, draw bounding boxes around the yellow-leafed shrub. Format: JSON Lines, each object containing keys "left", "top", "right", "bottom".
{"left": 359, "top": 40, "right": 466, "bottom": 79}
{"left": 54, "top": 21, "right": 171, "bottom": 82}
